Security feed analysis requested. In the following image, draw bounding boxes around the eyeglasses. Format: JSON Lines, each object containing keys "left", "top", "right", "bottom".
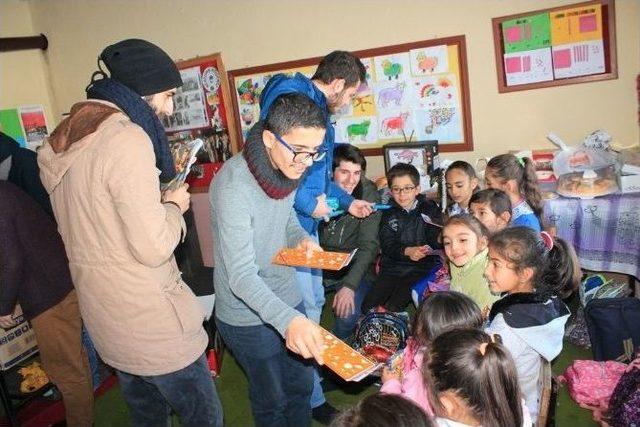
{"left": 273, "top": 132, "right": 326, "bottom": 164}
{"left": 390, "top": 186, "right": 416, "bottom": 194}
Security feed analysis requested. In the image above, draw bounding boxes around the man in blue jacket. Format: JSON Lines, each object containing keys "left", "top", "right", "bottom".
{"left": 259, "top": 51, "right": 372, "bottom": 423}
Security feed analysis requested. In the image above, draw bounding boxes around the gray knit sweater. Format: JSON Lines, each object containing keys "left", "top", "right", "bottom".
{"left": 210, "top": 153, "right": 310, "bottom": 336}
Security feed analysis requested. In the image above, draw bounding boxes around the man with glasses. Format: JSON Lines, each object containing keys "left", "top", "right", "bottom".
{"left": 361, "top": 163, "right": 443, "bottom": 313}
{"left": 210, "top": 93, "right": 328, "bottom": 427}
{"left": 259, "top": 51, "right": 373, "bottom": 423}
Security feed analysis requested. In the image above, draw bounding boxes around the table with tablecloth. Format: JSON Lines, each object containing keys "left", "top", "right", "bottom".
{"left": 543, "top": 192, "right": 640, "bottom": 280}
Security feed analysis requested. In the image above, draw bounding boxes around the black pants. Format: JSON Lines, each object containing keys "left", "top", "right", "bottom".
{"left": 362, "top": 273, "right": 425, "bottom": 313}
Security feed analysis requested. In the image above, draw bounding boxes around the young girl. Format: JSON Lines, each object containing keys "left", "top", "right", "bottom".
{"left": 485, "top": 227, "right": 580, "bottom": 419}
{"left": 485, "top": 154, "right": 543, "bottom": 232}
{"left": 442, "top": 214, "right": 499, "bottom": 315}
{"left": 445, "top": 161, "right": 479, "bottom": 216}
{"left": 424, "top": 328, "right": 532, "bottom": 427}
{"left": 380, "top": 291, "right": 483, "bottom": 415}
{"left": 331, "top": 394, "right": 434, "bottom": 427}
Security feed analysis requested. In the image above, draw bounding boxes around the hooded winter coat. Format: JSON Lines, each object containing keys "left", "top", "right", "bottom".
{"left": 37, "top": 100, "right": 207, "bottom": 376}
{"left": 486, "top": 293, "right": 570, "bottom": 419}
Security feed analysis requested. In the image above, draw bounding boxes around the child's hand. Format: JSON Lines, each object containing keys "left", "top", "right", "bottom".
{"left": 418, "top": 245, "right": 432, "bottom": 254}
{"left": 481, "top": 305, "right": 491, "bottom": 320}
{"left": 381, "top": 366, "right": 401, "bottom": 383}
{"left": 405, "top": 246, "right": 428, "bottom": 261}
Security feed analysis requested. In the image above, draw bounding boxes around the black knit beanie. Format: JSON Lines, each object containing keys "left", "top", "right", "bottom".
{"left": 99, "top": 39, "right": 182, "bottom": 96}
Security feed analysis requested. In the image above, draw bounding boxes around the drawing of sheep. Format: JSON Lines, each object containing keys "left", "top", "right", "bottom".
{"left": 382, "top": 60, "right": 403, "bottom": 80}
{"left": 378, "top": 83, "right": 405, "bottom": 108}
{"left": 346, "top": 120, "right": 371, "bottom": 142}
{"left": 416, "top": 52, "right": 439, "bottom": 73}
{"left": 381, "top": 112, "right": 409, "bottom": 135}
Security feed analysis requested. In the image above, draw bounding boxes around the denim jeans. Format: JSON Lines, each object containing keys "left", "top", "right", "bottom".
{"left": 327, "top": 280, "right": 373, "bottom": 340}
{"left": 81, "top": 325, "right": 100, "bottom": 390}
{"left": 116, "top": 354, "right": 223, "bottom": 427}
{"left": 216, "top": 307, "right": 313, "bottom": 427}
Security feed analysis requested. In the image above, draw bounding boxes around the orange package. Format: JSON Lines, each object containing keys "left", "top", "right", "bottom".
{"left": 320, "top": 327, "right": 381, "bottom": 382}
{"left": 272, "top": 248, "right": 357, "bottom": 271}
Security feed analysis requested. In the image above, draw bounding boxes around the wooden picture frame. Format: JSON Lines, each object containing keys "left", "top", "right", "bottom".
{"left": 492, "top": 0, "right": 617, "bottom": 93}
{"left": 383, "top": 140, "right": 439, "bottom": 191}
{"left": 228, "top": 35, "right": 473, "bottom": 156}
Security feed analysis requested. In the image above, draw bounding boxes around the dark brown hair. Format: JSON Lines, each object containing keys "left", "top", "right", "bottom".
{"left": 445, "top": 160, "right": 479, "bottom": 206}
{"left": 333, "top": 144, "right": 367, "bottom": 172}
{"left": 412, "top": 291, "right": 483, "bottom": 348}
{"left": 489, "top": 226, "right": 580, "bottom": 298}
{"left": 386, "top": 163, "right": 420, "bottom": 187}
{"left": 469, "top": 188, "right": 512, "bottom": 217}
{"left": 424, "top": 328, "right": 523, "bottom": 427}
{"left": 487, "top": 154, "right": 543, "bottom": 222}
{"left": 312, "top": 51, "right": 366, "bottom": 89}
{"left": 330, "top": 394, "right": 434, "bottom": 427}
{"left": 446, "top": 160, "right": 478, "bottom": 181}
{"left": 443, "top": 214, "right": 490, "bottom": 241}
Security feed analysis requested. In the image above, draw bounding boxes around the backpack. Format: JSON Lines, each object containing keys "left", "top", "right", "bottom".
{"left": 410, "top": 257, "right": 450, "bottom": 307}
{"left": 353, "top": 307, "right": 410, "bottom": 363}
{"left": 558, "top": 360, "right": 627, "bottom": 410}
{"left": 607, "top": 361, "right": 640, "bottom": 427}
{"left": 584, "top": 297, "right": 640, "bottom": 361}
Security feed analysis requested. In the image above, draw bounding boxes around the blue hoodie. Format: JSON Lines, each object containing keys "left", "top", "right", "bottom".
{"left": 259, "top": 73, "right": 353, "bottom": 234}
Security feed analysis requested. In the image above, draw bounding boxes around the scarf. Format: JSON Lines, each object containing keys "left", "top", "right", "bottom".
{"left": 243, "top": 122, "right": 299, "bottom": 199}
{"left": 86, "top": 78, "right": 175, "bottom": 182}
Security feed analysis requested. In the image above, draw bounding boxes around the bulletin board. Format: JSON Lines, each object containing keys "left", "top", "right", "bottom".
{"left": 227, "top": 35, "right": 473, "bottom": 156}
{"left": 492, "top": 0, "right": 617, "bottom": 93}
{"left": 163, "top": 53, "right": 239, "bottom": 164}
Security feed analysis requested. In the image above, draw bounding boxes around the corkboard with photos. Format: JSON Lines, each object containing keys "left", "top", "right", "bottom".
{"left": 163, "top": 53, "right": 239, "bottom": 169}
{"left": 228, "top": 35, "right": 474, "bottom": 155}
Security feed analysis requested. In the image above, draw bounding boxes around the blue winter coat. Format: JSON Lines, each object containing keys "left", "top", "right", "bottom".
{"left": 259, "top": 73, "right": 353, "bottom": 234}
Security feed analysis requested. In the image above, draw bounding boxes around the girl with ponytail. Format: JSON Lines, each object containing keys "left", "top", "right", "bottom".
{"left": 485, "top": 154, "right": 543, "bottom": 232}
{"left": 424, "top": 328, "right": 531, "bottom": 427}
{"left": 484, "top": 227, "right": 580, "bottom": 419}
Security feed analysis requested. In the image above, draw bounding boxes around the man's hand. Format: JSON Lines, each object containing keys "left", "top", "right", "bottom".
{"left": 348, "top": 199, "right": 374, "bottom": 218}
{"left": 284, "top": 316, "right": 325, "bottom": 364}
{"left": 333, "top": 287, "right": 355, "bottom": 318}
{"left": 163, "top": 184, "right": 191, "bottom": 213}
{"left": 312, "top": 194, "right": 331, "bottom": 219}
{"left": 404, "top": 245, "right": 430, "bottom": 261}
{"left": 0, "top": 314, "right": 17, "bottom": 330}
{"left": 296, "top": 238, "right": 323, "bottom": 258}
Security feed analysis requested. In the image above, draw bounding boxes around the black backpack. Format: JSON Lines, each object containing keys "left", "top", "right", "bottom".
{"left": 353, "top": 308, "right": 410, "bottom": 363}
{"left": 584, "top": 297, "right": 640, "bottom": 361}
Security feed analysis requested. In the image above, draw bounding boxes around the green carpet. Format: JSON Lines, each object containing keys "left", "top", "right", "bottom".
{"left": 95, "top": 304, "right": 597, "bottom": 427}
{"left": 93, "top": 294, "right": 598, "bottom": 426}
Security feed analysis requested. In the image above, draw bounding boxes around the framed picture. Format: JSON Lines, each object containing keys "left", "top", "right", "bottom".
{"left": 492, "top": 0, "right": 617, "bottom": 93}
{"left": 228, "top": 35, "right": 473, "bottom": 155}
{"left": 383, "top": 141, "right": 439, "bottom": 191}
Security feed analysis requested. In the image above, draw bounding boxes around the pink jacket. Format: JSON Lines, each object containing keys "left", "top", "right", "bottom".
{"left": 380, "top": 340, "right": 434, "bottom": 415}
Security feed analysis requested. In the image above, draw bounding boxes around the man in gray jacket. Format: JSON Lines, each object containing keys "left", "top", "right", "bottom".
{"left": 210, "top": 93, "right": 326, "bottom": 427}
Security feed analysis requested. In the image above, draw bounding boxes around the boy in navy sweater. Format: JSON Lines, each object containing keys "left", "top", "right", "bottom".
{"left": 362, "top": 163, "right": 443, "bottom": 312}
